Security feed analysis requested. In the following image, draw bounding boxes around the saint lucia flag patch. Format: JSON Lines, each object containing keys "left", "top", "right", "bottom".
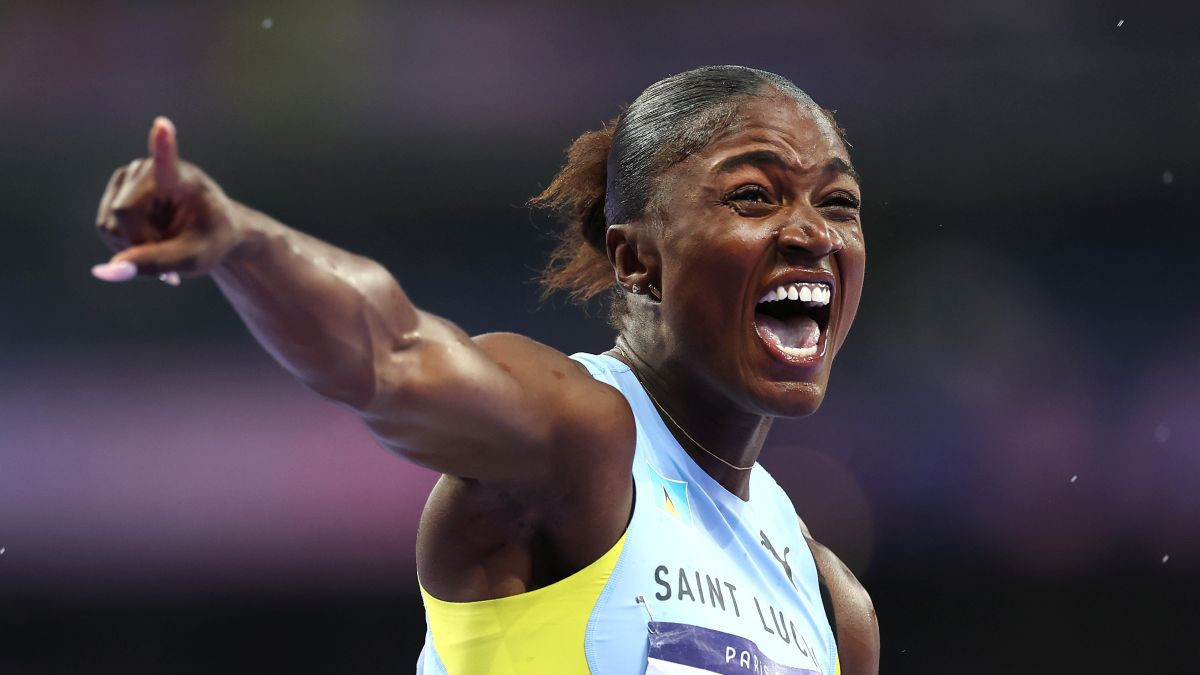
{"left": 647, "top": 465, "right": 693, "bottom": 527}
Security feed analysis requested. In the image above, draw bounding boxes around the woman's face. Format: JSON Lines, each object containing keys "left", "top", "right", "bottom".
{"left": 650, "top": 95, "right": 865, "bottom": 417}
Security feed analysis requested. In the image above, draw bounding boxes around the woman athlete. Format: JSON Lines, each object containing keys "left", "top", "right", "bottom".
{"left": 93, "top": 66, "right": 879, "bottom": 674}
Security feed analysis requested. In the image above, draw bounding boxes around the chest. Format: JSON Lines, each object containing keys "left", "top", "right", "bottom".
{"left": 584, "top": 459, "right": 835, "bottom": 674}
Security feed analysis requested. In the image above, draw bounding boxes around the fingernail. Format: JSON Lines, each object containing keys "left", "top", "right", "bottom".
{"left": 92, "top": 260, "right": 138, "bottom": 282}
{"left": 159, "top": 272, "right": 181, "bottom": 286}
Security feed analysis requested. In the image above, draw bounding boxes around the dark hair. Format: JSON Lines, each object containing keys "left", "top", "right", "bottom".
{"left": 532, "top": 65, "right": 841, "bottom": 316}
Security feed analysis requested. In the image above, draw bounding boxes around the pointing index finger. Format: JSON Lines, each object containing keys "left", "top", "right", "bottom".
{"left": 148, "top": 116, "right": 180, "bottom": 193}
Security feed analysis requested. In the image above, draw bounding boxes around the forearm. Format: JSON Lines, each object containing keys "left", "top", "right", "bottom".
{"left": 212, "top": 203, "right": 419, "bottom": 409}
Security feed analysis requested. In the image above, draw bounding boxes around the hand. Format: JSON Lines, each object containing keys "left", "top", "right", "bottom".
{"left": 93, "top": 117, "right": 242, "bottom": 285}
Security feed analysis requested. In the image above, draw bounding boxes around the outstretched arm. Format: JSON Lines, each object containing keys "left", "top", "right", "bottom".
{"left": 95, "top": 118, "right": 416, "bottom": 408}
{"left": 93, "top": 119, "right": 635, "bottom": 491}
{"left": 211, "top": 206, "right": 416, "bottom": 410}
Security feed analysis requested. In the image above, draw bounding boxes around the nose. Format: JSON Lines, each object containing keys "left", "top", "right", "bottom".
{"left": 777, "top": 212, "right": 842, "bottom": 258}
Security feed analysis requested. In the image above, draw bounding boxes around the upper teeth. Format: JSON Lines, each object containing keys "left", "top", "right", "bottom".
{"left": 758, "top": 282, "right": 831, "bottom": 306}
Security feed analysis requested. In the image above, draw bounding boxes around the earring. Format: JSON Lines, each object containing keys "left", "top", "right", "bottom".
{"left": 630, "top": 284, "right": 641, "bottom": 294}
{"left": 647, "top": 283, "right": 662, "bottom": 301}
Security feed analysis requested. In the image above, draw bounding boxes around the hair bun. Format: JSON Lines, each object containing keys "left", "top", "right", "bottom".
{"left": 530, "top": 120, "right": 618, "bottom": 305}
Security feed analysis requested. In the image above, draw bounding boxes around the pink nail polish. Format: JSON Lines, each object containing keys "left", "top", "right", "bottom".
{"left": 91, "top": 261, "right": 138, "bottom": 282}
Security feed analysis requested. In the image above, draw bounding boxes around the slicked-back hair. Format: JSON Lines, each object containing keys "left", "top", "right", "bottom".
{"left": 531, "top": 65, "right": 843, "bottom": 323}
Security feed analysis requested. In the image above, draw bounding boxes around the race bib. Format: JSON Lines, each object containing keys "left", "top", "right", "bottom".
{"left": 646, "top": 622, "right": 823, "bottom": 675}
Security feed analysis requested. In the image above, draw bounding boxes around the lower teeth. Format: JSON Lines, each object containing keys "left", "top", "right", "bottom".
{"left": 779, "top": 344, "right": 818, "bottom": 358}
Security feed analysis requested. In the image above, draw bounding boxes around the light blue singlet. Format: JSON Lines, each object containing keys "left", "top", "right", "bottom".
{"left": 418, "top": 352, "right": 838, "bottom": 674}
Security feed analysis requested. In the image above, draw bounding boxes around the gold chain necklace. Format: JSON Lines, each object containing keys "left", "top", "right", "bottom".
{"left": 614, "top": 346, "right": 754, "bottom": 472}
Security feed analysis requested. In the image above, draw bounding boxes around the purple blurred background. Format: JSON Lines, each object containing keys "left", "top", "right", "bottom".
{"left": 2, "top": 1, "right": 1198, "bottom": 672}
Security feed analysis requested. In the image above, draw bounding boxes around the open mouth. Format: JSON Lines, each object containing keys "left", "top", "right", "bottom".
{"left": 752, "top": 281, "right": 833, "bottom": 364}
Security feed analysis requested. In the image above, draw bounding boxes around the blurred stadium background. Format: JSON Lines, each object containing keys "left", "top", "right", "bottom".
{"left": 1, "top": 1, "right": 1197, "bottom": 672}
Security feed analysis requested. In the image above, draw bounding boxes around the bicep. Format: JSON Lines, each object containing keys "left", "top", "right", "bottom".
{"left": 360, "top": 320, "right": 634, "bottom": 487}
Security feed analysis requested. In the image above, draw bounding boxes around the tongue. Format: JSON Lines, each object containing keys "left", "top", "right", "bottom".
{"left": 754, "top": 313, "right": 820, "bottom": 352}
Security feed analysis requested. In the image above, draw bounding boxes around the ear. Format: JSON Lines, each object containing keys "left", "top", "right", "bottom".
{"left": 606, "top": 223, "right": 660, "bottom": 292}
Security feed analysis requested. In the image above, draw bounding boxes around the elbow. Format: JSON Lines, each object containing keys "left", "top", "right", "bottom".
{"left": 310, "top": 377, "right": 377, "bottom": 412}
{"left": 358, "top": 335, "right": 446, "bottom": 417}
{"left": 361, "top": 312, "right": 470, "bottom": 413}
{"left": 354, "top": 351, "right": 448, "bottom": 468}
{"left": 332, "top": 278, "right": 424, "bottom": 412}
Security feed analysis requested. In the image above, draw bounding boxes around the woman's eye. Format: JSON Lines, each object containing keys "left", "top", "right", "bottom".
{"left": 820, "top": 193, "right": 861, "bottom": 219}
{"left": 729, "top": 184, "right": 768, "bottom": 200}
{"left": 720, "top": 184, "right": 777, "bottom": 211}
{"left": 821, "top": 193, "right": 860, "bottom": 208}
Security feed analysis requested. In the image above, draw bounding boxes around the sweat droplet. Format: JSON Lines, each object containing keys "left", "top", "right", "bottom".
{"left": 261, "top": 17, "right": 273, "bottom": 29}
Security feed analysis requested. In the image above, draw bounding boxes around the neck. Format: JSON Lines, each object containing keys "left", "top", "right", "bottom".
{"left": 611, "top": 338, "right": 772, "bottom": 501}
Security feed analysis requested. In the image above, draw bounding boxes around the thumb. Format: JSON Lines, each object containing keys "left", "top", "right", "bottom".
{"left": 148, "top": 116, "right": 181, "bottom": 193}
{"left": 100, "top": 237, "right": 199, "bottom": 279}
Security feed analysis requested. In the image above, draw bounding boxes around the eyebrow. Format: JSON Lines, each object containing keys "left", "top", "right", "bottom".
{"left": 715, "top": 150, "right": 861, "bottom": 187}
{"left": 829, "top": 157, "right": 862, "bottom": 187}
{"left": 715, "top": 149, "right": 792, "bottom": 175}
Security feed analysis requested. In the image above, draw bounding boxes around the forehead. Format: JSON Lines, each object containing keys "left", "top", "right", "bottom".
{"left": 697, "top": 95, "right": 849, "bottom": 170}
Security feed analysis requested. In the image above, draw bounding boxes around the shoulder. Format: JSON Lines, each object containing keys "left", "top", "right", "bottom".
{"left": 416, "top": 335, "right": 636, "bottom": 600}
{"left": 799, "top": 519, "right": 880, "bottom": 675}
{"left": 469, "top": 333, "right": 632, "bottom": 446}
{"left": 470, "top": 331, "right": 589, "bottom": 373}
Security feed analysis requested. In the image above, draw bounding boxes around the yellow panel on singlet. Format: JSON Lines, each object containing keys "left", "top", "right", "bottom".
{"left": 419, "top": 532, "right": 628, "bottom": 674}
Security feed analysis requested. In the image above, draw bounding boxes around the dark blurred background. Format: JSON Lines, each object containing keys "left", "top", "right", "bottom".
{"left": 2, "top": 1, "right": 1197, "bottom": 673}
